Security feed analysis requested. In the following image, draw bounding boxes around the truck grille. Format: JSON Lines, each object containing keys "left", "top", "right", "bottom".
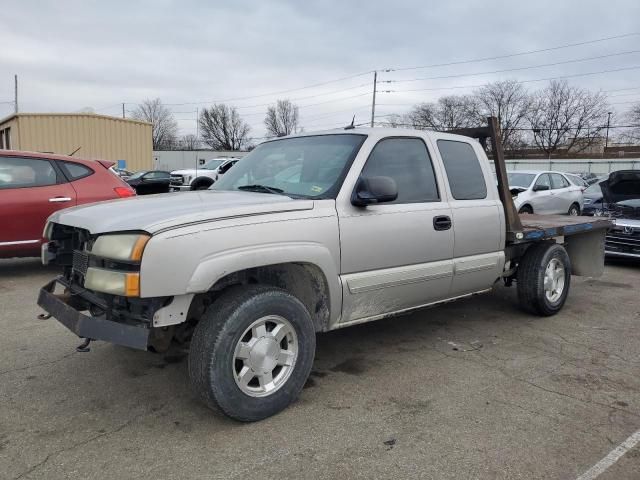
{"left": 170, "top": 174, "right": 184, "bottom": 186}
{"left": 605, "top": 227, "right": 640, "bottom": 256}
{"left": 72, "top": 249, "right": 89, "bottom": 276}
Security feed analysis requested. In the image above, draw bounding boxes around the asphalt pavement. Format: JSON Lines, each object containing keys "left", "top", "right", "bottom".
{"left": 1, "top": 258, "right": 639, "bottom": 480}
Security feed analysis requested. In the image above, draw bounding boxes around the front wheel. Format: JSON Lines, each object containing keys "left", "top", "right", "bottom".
{"left": 568, "top": 203, "right": 580, "bottom": 216}
{"left": 519, "top": 205, "right": 533, "bottom": 214}
{"left": 516, "top": 243, "right": 571, "bottom": 316}
{"left": 188, "top": 285, "right": 316, "bottom": 421}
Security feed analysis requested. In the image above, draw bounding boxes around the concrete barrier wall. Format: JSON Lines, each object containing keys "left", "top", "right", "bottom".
{"left": 497, "top": 158, "right": 640, "bottom": 175}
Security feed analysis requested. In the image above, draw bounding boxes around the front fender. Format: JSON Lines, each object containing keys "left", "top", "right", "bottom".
{"left": 187, "top": 242, "right": 341, "bottom": 322}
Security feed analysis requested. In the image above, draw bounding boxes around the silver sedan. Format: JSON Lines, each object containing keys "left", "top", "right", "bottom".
{"left": 508, "top": 170, "right": 584, "bottom": 215}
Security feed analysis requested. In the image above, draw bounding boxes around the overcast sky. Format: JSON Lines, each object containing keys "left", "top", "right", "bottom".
{"left": 1, "top": 0, "right": 639, "bottom": 140}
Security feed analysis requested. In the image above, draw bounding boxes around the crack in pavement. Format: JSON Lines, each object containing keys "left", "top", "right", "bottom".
{"left": 0, "top": 353, "right": 76, "bottom": 377}
{"left": 489, "top": 398, "right": 603, "bottom": 440}
{"left": 430, "top": 346, "right": 640, "bottom": 419}
{"left": 12, "top": 403, "right": 166, "bottom": 480}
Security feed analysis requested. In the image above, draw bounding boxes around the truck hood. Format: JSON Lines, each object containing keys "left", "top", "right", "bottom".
{"left": 48, "top": 191, "right": 314, "bottom": 234}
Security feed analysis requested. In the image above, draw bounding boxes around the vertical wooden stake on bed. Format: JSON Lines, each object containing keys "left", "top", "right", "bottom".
{"left": 487, "top": 116, "right": 523, "bottom": 238}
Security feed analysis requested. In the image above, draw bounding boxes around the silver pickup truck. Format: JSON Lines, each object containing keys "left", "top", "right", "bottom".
{"left": 38, "top": 119, "right": 610, "bottom": 421}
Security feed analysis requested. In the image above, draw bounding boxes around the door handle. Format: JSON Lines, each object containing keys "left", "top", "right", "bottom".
{"left": 49, "top": 197, "right": 72, "bottom": 203}
{"left": 433, "top": 215, "right": 452, "bottom": 231}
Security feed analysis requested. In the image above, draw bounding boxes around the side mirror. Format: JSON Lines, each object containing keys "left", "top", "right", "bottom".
{"left": 351, "top": 176, "right": 398, "bottom": 207}
{"left": 533, "top": 184, "right": 550, "bottom": 192}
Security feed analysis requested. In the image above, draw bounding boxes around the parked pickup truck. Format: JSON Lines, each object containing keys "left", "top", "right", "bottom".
{"left": 37, "top": 118, "right": 610, "bottom": 421}
{"left": 170, "top": 157, "right": 239, "bottom": 191}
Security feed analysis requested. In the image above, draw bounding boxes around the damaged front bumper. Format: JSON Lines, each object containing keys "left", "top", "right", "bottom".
{"left": 37, "top": 278, "right": 150, "bottom": 350}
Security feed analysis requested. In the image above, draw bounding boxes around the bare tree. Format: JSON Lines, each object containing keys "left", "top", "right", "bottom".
{"left": 378, "top": 113, "right": 411, "bottom": 128}
{"left": 621, "top": 103, "right": 640, "bottom": 144}
{"left": 405, "top": 96, "right": 478, "bottom": 131}
{"left": 179, "top": 134, "right": 200, "bottom": 150}
{"left": 527, "top": 81, "right": 609, "bottom": 156}
{"left": 264, "top": 99, "right": 300, "bottom": 137}
{"left": 473, "top": 80, "right": 531, "bottom": 149}
{"left": 131, "top": 98, "right": 178, "bottom": 150}
{"left": 199, "top": 104, "right": 251, "bottom": 150}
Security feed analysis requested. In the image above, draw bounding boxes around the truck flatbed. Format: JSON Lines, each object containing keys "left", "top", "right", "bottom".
{"left": 515, "top": 214, "right": 611, "bottom": 243}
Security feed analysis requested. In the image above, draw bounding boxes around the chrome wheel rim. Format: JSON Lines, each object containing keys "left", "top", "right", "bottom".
{"left": 544, "top": 258, "right": 565, "bottom": 303}
{"left": 233, "top": 315, "right": 298, "bottom": 397}
{"left": 569, "top": 206, "right": 579, "bottom": 216}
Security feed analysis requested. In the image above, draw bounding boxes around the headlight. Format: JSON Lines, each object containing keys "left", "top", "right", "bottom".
{"left": 91, "top": 234, "right": 149, "bottom": 261}
{"left": 85, "top": 268, "right": 140, "bottom": 296}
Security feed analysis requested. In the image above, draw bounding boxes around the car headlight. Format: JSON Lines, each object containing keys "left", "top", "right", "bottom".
{"left": 91, "top": 234, "right": 150, "bottom": 261}
{"left": 85, "top": 268, "right": 140, "bottom": 296}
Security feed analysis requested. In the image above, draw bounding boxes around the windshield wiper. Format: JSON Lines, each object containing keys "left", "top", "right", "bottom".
{"left": 237, "top": 184, "right": 285, "bottom": 195}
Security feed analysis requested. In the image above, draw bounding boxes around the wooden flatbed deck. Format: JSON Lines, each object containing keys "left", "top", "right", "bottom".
{"left": 512, "top": 214, "right": 612, "bottom": 243}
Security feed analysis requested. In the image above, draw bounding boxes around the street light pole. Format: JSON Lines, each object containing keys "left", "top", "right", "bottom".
{"left": 370, "top": 71, "right": 377, "bottom": 128}
{"left": 605, "top": 111, "right": 612, "bottom": 150}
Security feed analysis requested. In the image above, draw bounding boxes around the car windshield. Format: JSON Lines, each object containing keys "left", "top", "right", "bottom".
{"left": 128, "top": 171, "right": 147, "bottom": 180}
{"left": 201, "top": 159, "right": 226, "bottom": 170}
{"left": 507, "top": 172, "right": 536, "bottom": 188}
{"left": 212, "top": 134, "right": 366, "bottom": 199}
{"left": 585, "top": 175, "right": 608, "bottom": 194}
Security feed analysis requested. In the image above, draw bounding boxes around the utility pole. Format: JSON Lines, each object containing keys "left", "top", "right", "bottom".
{"left": 605, "top": 111, "right": 612, "bottom": 150}
{"left": 14, "top": 75, "right": 18, "bottom": 113}
{"left": 122, "top": 103, "right": 125, "bottom": 119}
{"left": 370, "top": 71, "right": 377, "bottom": 127}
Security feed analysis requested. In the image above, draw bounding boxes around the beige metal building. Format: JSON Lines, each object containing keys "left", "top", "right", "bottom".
{"left": 0, "top": 113, "right": 152, "bottom": 171}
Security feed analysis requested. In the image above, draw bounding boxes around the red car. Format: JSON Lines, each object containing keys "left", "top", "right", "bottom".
{"left": 0, "top": 150, "right": 136, "bottom": 259}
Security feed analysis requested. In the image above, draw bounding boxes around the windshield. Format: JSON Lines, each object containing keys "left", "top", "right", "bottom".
{"left": 212, "top": 134, "right": 366, "bottom": 198}
{"left": 128, "top": 171, "right": 146, "bottom": 180}
{"left": 585, "top": 175, "right": 608, "bottom": 195}
{"left": 202, "top": 159, "right": 226, "bottom": 170}
{"left": 507, "top": 172, "right": 536, "bottom": 188}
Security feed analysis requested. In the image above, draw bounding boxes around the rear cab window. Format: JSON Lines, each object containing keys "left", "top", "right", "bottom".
{"left": 0, "top": 156, "right": 60, "bottom": 189}
{"left": 437, "top": 140, "right": 487, "bottom": 200}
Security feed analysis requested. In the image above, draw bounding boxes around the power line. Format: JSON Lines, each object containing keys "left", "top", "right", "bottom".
{"left": 372, "top": 121, "right": 640, "bottom": 131}
{"left": 159, "top": 73, "right": 372, "bottom": 106}
{"left": 604, "top": 86, "right": 640, "bottom": 93}
{"left": 382, "top": 32, "right": 640, "bottom": 72}
{"left": 386, "top": 65, "right": 640, "bottom": 93}
{"left": 382, "top": 50, "right": 640, "bottom": 83}
{"left": 301, "top": 104, "right": 371, "bottom": 122}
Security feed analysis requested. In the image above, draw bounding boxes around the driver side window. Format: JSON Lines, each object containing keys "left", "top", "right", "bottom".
{"left": 534, "top": 174, "right": 551, "bottom": 190}
{"left": 360, "top": 137, "right": 439, "bottom": 204}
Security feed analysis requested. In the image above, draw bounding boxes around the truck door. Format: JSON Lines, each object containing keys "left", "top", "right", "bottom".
{"left": 337, "top": 136, "right": 454, "bottom": 324}
{"left": 434, "top": 139, "right": 505, "bottom": 297}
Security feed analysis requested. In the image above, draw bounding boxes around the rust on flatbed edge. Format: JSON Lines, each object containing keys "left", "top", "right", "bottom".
{"left": 512, "top": 214, "right": 612, "bottom": 243}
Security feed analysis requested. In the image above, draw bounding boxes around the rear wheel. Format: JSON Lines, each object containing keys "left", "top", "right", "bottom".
{"left": 519, "top": 205, "right": 533, "bottom": 214}
{"left": 188, "top": 285, "right": 316, "bottom": 421}
{"left": 517, "top": 243, "right": 571, "bottom": 316}
{"left": 568, "top": 203, "right": 580, "bottom": 216}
